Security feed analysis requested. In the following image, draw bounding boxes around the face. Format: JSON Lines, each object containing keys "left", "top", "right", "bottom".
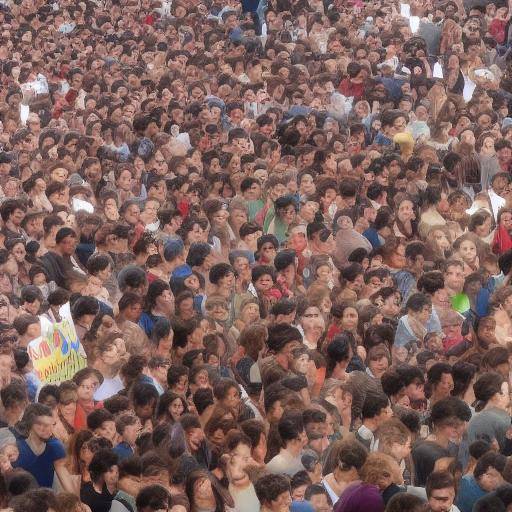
{"left": 428, "top": 487, "right": 456, "bottom": 512}
{"left": 457, "top": 239, "right": 477, "bottom": 263}
{"left": 186, "top": 427, "right": 205, "bottom": 452}
{"left": 445, "top": 264, "right": 464, "bottom": 293}
{"left": 77, "top": 375, "right": 100, "bottom": 401}
{"left": 341, "top": 307, "right": 358, "bottom": 331}
{"left": 169, "top": 397, "right": 185, "bottom": 420}
{"left": 32, "top": 414, "right": 55, "bottom": 441}
{"left": 301, "top": 306, "right": 325, "bottom": 338}
{"left": 435, "top": 372, "right": 454, "bottom": 398}
{"left": 271, "top": 490, "right": 292, "bottom": 512}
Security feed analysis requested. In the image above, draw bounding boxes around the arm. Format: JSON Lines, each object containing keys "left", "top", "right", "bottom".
{"left": 54, "top": 457, "right": 79, "bottom": 495}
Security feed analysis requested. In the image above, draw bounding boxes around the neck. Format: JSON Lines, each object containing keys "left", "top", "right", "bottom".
{"left": 27, "top": 431, "right": 46, "bottom": 452}
{"left": 283, "top": 441, "right": 301, "bottom": 458}
{"left": 363, "top": 418, "right": 377, "bottom": 432}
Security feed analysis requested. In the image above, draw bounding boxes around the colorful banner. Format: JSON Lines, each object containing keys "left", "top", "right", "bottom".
{"left": 27, "top": 303, "right": 87, "bottom": 384}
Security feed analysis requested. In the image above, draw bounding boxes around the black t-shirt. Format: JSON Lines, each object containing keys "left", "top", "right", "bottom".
{"left": 412, "top": 440, "right": 458, "bottom": 487}
{"left": 80, "top": 481, "right": 115, "bottom": 512}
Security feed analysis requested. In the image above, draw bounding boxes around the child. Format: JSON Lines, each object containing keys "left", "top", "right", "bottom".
{"left": 113, "top": 414, "right": 141, "bottom": 461}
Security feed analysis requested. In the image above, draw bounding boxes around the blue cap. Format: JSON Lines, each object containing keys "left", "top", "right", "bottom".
{"left": 290, "top": 502, "right": 314, "bottom": 512}
{"left": 164, "top": 239, "right": 184, "bottom": 261}
{"left": 172, "top": 264, "right": 193, "bottom": 280}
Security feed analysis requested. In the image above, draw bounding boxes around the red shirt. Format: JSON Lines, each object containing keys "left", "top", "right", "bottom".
{"left": 339, "top": 79, "right": 364, "bottom": 101}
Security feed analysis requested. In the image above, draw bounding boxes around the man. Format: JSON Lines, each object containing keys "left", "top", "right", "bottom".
{"left": 14, "top": 403, "right": 74, "bottom": 491}
{"left": 0, "top": 199, "right": 26, "bottom": 240}
{"left": 456, "top": 452, "right": 506, "bottom": 512}
{"left": 266, "top": 411, "right": 308, "bottom": 476}
{"left": 426, "top": 471, "right": 459, "bottom": 512}
{"left": 255, "top": 473, "right": 292, "bottom": 512}
{"left": 355, "top": 393, "right": 393, "bottom": 450}
{"left": 40, "top": 227, "right": 82, "bottom": 289}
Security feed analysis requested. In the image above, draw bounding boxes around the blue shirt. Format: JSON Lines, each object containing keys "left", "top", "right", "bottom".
{"left": 456, "top": 474, "right": 487, "bottom": 512}
{"left": 113, "top": 441, "right": 134, "bottom": 461}
{"left": 15, "top": 436, "right": 66, "bottom": 487}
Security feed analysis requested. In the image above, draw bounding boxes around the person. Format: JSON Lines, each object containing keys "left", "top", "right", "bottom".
{"left": 355, "top": 394, "right": 393, "bottom": 451}
{"left": 468, "top": 372, "right": 510, "bottom": 452}
{"left": 426, "top": 471, "right": 459, "bottom": 512}
{"left": 14, "top": 403, "right": 74, "bottom": 491}
{"left": 456, "top": 452, "right": 507, "bottom": 512}
{"left": 266, "top": 411, "right": 308, "bottom": 476}
{"left": 255, "top": 473, "right": 292, "bottom": 512}
{"left": 80, "top": 448, "right": 119, "bottom": 512}
{"left": 412, "top": 397, "right": 471, "bottom": 486}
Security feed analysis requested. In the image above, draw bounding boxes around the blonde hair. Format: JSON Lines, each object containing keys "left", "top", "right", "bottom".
{"left": 360, "top": 452, "right": 403, "bottom": 486}
{"left": 376, "top": 418, "right": 411, "bottom": 457}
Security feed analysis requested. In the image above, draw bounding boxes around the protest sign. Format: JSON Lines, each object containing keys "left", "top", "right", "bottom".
{"left": 27, "top": 303, "right": 87, "bottom": 384}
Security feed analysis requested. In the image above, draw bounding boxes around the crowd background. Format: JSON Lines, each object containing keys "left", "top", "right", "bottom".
{"left": 4, "top": 0, "right": 512, "bottom": 511}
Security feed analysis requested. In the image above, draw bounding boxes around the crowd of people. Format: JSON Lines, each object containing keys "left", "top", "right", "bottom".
{"left": 4, "top": 0, "right": 512, "bottom": 511}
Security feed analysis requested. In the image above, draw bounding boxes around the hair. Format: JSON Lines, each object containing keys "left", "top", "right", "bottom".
{"left": 278, "top": 411, "right": 304, "bottom": 445}
{"left": 254, "top": 473, "right": 290, "bottom": 506}
{"left": 473, "top": 372, "right": 505, "bottom": 412}
{"left": 360, "top": 452, "right": 399, "bottom": 485}
{"left": 334, "top": 439, "right": 368, "bottom": 472}
{"left": 426, "top": 471, "right": 455, "bottom": 498}
{"left": 474, "top": 452, "right": 507, "bottom": 480}
{"left": 88, "top": 449, "right": 118, "bottom": 483}
{"left": 384, "top": 492, "right": 425, "bottom": 512}
{"left": 361, "top": 393, "right": 390, "bottom": 420}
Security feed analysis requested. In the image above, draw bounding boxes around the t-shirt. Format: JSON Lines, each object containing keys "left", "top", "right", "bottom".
{"left": 15, "top": 436, "right": 66, "bottom": 488}
{"left": 81, "top": 481, "right": 115, "bottom": 512}
{"left": 412, "top": 440, "right": 458, "bottom": 487}
{"left": 468, "top": 407, "right": 510, "bottom": 451}
{"left": 266, "top": 449, "right": 305, "bottom": 476}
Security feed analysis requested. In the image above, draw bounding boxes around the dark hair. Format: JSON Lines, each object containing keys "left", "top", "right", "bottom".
{"left": 167, "top": 364, "right": 189, "bottom": 388}
{"left": 451, "top": 361, "right": 478, "bottom": 398}
{"left": 469, "top": 440, "right": 492, "bottom": 461}
{"left": 384, "top": 492, "right": 425, "bottom": 512}
{"left": 474, "top": 452, "right": 507, "bottom": 480}
{"left": 255, "top": 473, "right": 290, "bottom": 506}
{"left": 361, "top": 393, "right": 389, "bottom": 420}
{"left": 427, "top": 362, "right": 453, "bottom": 386}
{"left": 278, "top": 411, "right": 304, "bottom": 445}
{"left": 267, "top": 323, "right": 302, "bottom": 352}
{"left": 88, "top": 449, "right": 118, "bottom": 483}
{"left": 426, "top": 471, "right": 455, "bottom": 498}
{"left": 430, "top": 397, "right": 472, "bottom": 426}
{"left": 326, "top": 333, "right": 353, "bottom": 375}
{"left": 209, "top": 263, "right": 234, "bottom": 285}
{"left": 144, "top": 279, "right": 170, "bottom": 312}
{"left": 87, "top": 409, "right": 114, "bottom": 431}
{"left": 405, "top": 292, "right": 431, "bottom": 312}
{"left": 136, "top": 484, "right": 171, "bottom": 511}
{"left": 473, "top": 372, "right": 505, "bottom": 411}
{"left": 193, "top": 388, "right": 215, "bottom": 415}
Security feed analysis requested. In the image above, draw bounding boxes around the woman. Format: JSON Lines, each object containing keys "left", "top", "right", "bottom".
{"left": 156, "top": 390, "right": 188, "bottom": 424}
{"left": 80, "top": 448, "right": 119, "bottom": 512}
{"left": 393, "top": 196, "right": 418, "bottom": 240}
{"left": 468, "top": 372, "right": 510, "bottom": 452}
{"left": 468, "top": 209, "right": 494, "bottom": 245}
{"left": 375, "top": 418, "right": 412, "bottom": 484}
{"left": 322, "top": 439, "right": 368, "bottom": 505}
{"left": 266, "top": 195, "right": 298, "bottom": 246}
{"left": 335, "top": 263, "right": 364, "bottom": 304}
{"left": 233, "top": 323, "right": 266, "bottom": 398}
{"left": 492, "top": 207, "right": 512, "bottom": 254}
{"left": 227, "top": 297, "right": 260, "bottom": 355}
{"left": 72, "top": 368, "right": 104, "bottom": 430}
{"left": 5, "top": 237, "right": 30, "bottom": 288}
{"left": 326, "top": 303, "right": 360, "bottom": 344}
{"left": 151, "top": 317, "right": 174, "bottom": 358}
{"left": 185, "top": 469, "right": 232, "bottom": 512}
{"left": 54, "top": 381, "right": 78, "bottom": 445}
{"left": 138, "top": 280, "right": 175, "bottom": 337}
{"left": 228, "top": 199, "right": 249, "bottom": 248}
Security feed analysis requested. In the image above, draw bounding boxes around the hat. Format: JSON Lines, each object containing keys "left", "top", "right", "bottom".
{"left": 172, "top": 264, "right": 193, "bottom": 280}
{"left": 0, "top": 427, "right": 16, "bottom": 450}
{"left": 335, "top": 483, "right": 384, "bottom": 512}
{"left": 68, "top": 173, "right": 85, "bottom": 187}
{"left": 137, "top": 137, "right": 155, "bottom": 160}
{"left": 164, "top": 239, "right": 184, "bottom": 262}
{"left": 503, "top": 117, "right": 512, "bottom": 130}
